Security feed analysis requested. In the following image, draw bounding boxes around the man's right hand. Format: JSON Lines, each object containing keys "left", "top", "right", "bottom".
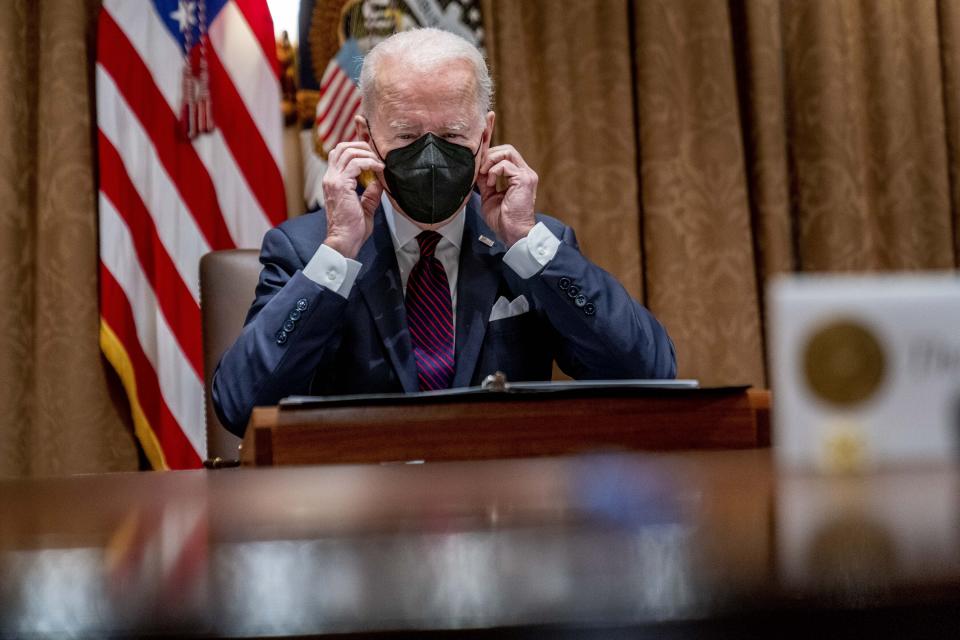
{"left": 321, "top": 141, "right": 385, "bottom": 259}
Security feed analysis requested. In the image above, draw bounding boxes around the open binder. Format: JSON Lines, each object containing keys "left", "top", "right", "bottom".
{"left": 279, "top": 377, "right": 705, "bottom": 410}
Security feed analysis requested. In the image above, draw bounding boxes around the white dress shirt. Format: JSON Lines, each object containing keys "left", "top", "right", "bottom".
{"left": 302, "top": 194, "right": 562, "bottom": 305}
{"left": 383, "top": 194, "right": 465, "bottom": 307}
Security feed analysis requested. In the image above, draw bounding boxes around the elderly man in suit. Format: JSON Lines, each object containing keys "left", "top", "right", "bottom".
{"left": 213, "top": 27, "right": 676, "bottom": 436}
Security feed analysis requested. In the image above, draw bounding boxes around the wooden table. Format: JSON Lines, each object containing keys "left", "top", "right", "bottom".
{"left": 2, "top": 449, "right": 959, "bottom": 637}
{"left": 240, "top": 387, "right": 771, "bottom": 466}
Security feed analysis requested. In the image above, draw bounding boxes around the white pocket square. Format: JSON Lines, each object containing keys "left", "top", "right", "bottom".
{"left": 489, "top": 295, "right": 530, "bottom": 322}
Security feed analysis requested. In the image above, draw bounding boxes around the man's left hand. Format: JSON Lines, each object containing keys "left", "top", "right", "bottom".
{"left": 478, "top": 144, "right": 538, "bottom": 247}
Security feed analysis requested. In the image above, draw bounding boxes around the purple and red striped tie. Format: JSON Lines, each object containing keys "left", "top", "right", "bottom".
{"left": 406, "top": 231, "right": 455, "bottom": 391}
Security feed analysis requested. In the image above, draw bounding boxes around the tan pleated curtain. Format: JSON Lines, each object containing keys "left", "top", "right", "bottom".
{"left": 0, "top": 0, "right": 137, "bottom": 476}
{"left": 2, "top": 0, "right": 960, "bottom": 475}
{"left": 485, "top": 0, "right": 960, "bottom": 388}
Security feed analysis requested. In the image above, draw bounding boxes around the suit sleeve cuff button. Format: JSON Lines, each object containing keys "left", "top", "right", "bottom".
{"left": 583, "top": 302, "right": 596, "bottom": 315}
{"left": 558, "top": 277, "right": 571, "bottom": 291}
{"left": 295, "top": 298, "right": 308, "bottom": 311}
{"left": 276, "top": 330, "right": 288, "bottom": 345}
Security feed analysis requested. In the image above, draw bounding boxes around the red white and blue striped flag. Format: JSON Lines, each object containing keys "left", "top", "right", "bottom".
{"left": 315, "top": 38, "right": 362, "bottom": 155}
{"left": 97, "top": 0, "right": 285, "bottom": 469}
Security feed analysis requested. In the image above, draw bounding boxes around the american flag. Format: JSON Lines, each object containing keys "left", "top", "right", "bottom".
{"left": 97, "top": 0, "right": 285, "bottom": 469}
{"left": 315, "top": 38, "right": 363, "bottom": 154}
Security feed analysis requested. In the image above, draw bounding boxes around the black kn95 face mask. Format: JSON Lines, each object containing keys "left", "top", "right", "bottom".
{"left": 370, "top": 129, "right": 481, "bottom": 225}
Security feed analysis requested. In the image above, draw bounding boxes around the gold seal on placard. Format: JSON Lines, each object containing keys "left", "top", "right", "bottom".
{"left": 803, "top": 319, "right": 886, "bottom": 407}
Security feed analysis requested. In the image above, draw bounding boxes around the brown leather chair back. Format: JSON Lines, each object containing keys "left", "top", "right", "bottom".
{"left": 199, "top": 249, "right": 262, "bottom": 462}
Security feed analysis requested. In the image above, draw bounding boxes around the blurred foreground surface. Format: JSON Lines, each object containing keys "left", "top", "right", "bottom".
{"left": 1, "top": 450, "right": 959, "bottom": 638}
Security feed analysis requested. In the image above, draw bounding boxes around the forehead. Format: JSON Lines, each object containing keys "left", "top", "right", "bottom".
{"left": 372, "top": 58, "right": 478, "bottom": 127}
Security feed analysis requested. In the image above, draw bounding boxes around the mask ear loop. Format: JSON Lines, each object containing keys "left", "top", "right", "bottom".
{"left": 470, "top": 130, "right": 484, "bottom": 193}
{"left": 472, "top": 131, "right": 484, "bottom": 158}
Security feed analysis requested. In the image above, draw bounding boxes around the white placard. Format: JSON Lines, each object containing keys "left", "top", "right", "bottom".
{"left": 769, "top": 273, "right": 960, "bottom": 471}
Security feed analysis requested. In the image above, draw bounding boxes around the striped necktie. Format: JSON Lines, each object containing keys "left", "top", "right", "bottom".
{"left": 406, "top": 231, "right": 455, "bottom": 390}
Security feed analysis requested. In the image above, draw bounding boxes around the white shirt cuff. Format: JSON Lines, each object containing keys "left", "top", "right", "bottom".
{"left": 303, "top": 243, "right": 362, "bottom": 298}
{"left": 502, "top": 222, "right": 561, "bottom": 279}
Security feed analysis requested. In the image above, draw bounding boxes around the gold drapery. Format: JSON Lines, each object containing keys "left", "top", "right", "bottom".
{"left": 485, "top": 0, "right": 960, "bottom": 387}
{"left": 0, "top": 0, "right": 137, "bottom": 476}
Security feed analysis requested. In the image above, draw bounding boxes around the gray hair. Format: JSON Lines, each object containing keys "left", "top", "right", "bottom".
{"left": 359, "top": 28, "right": 493, "bottom": 122}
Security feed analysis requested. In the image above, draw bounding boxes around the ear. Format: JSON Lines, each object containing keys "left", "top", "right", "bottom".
{"left": 483, "top": 111, "right": 495, "bottom": 145}
{"left": 355, "top": 114, "right": 371, "bottom": 142}
{"left": 480, "top": 111, "right": 495, "bottom": 161}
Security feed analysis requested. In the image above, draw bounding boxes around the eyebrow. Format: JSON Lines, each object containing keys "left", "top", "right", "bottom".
{"left": 386, "top": 119, "right": 473, "bottom": 131}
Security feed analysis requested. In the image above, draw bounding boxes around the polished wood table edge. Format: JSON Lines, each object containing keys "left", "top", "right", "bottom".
{"left": 241, "top": 388, "right": 770, "bottom": 467}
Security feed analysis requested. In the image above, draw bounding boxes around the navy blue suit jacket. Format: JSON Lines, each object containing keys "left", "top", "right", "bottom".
{"left": 212, "top": 194, "right": 676, "bottom": 436}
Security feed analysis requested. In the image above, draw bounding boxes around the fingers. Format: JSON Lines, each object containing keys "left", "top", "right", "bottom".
{"left": 482, "top": 159, "right": 528, "bottom": 188}
{"left": 484, "top": 159, "right": 516, "bottom": 187}
{"left": 479, "top": 146, "right": 538, "bottom": 204}
{"left": 327, "top": 140, "right": 375, "bottom": 168}
{"left": 334, "top": 146, "right": 384, "bottom": 176}
{"left": 322, "top": 157, "right": 384, "bottom": 194}
{"left": 359, "top": 176, "right": 385, "bottom": 216}
{"left": 476, "top": 174, "right": 498, "bottom": 199}
{"left": 323, "top": 142, "right": 385, "bottom": 199}
{"left": 345, "top": 157, "right": 385, "bottom": 177}
{"left": 479, "top": 144, "right": 529, "bottom": 174}
{"left": 327, "top": 142, "right": 385, "bottom": 192}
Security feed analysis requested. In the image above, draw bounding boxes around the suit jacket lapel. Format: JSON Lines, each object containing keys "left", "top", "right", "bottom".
{"left": 356, "top": 207, "right": 419, "bottom": 392}
{"left": 453, "top": 195, "right": 505, "bottom": 387}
